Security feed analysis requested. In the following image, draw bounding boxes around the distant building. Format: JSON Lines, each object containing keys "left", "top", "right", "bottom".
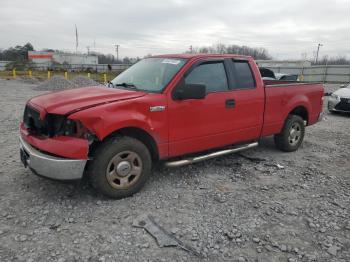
{"left": 28, "top": 51, "right": 98, "bottom": 65}
{"left": 256, "top": 60, "right": 312, "bottom": 68}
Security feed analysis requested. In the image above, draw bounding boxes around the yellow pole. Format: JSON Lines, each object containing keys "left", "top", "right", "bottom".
{"left": 64, "top": 71, "right": 68, "bottom": 80}
{"left": 47, "top": 71, "right": 51, "bottom": 79}
{"left": 12, "top": 69, "right": 16, "bottom": 79}
{"left": 103, "top": 73, "right": 107, "bottom": 83}
{"left": 87, "top": 72, "right": 91, "bottom": 79}
{"left": 28, "top": 70, "right": 32, "bottom": 78}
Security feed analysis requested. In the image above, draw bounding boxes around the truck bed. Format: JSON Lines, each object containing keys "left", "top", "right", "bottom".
{"left": 261, "top": 80, "right": 324, "bottom": 137}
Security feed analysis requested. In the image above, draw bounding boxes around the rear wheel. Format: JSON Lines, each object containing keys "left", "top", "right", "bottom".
{"left": 274, "top": 115, "right": 305, "bottom": 152}
{"left": 89, "top": 136, "right": 152, "bottom": 199}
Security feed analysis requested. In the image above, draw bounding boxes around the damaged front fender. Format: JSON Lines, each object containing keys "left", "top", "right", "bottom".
{"left": 68, "top": 100, "right": 164, "bottom": 142}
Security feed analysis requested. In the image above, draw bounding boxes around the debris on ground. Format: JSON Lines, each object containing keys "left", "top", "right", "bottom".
{"left": 236, "top": 153, "right": 266, "bottom": 162}
{"left": 264, "top": 163, "right": 285, "bottom": 169}
{"left": 276, "top": 163, "right": 285, "bottom": 169}
{"left": 133, "top": 214, "right": 202, "bottom": 257}
{"left": 71, "top": 76, "right": 102, "bottom": 87}
{"left": 34, "top": 76, "right": 77, "bottom": 91}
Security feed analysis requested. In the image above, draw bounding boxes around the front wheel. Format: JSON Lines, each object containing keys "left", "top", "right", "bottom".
{"left": 88, "top": 136, "right": 152, "bottom": 199}
{"left": 274, "top": 115, "right": 305, "bottom": 152}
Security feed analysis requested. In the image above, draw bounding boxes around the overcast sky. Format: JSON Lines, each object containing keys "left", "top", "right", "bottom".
{"left": 1, "top": 0, "right": 350, "bottom": 60}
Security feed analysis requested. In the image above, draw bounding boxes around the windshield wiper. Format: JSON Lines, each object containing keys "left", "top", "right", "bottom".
{"left": 114, "top": 82, "right": 138, "bottom": 89}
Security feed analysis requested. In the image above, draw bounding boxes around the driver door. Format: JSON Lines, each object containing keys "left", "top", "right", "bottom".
{"left": 167, "top": 59, "right": 237, "bottom": 157}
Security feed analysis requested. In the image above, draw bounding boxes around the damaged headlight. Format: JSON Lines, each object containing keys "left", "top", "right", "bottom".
{"left": 45, "top": 114, "right": 94, "bottom": 140}
{"left": 63, "top": 119, "right": 77, "bottom": 136}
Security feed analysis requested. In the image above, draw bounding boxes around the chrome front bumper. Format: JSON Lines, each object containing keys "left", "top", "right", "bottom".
{"left": 19, "top": 136, "right": 87, "bottom": 180}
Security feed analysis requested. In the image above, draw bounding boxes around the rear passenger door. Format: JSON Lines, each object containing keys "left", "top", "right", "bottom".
{"left": 225, "top": 59, "right": 265, "bottom": 141}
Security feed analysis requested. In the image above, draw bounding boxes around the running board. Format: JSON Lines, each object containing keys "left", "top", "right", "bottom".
{"left": 165, "top": 142, "right": 258, "bottom": 167}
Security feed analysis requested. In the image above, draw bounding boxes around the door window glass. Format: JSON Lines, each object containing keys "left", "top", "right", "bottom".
{"left": 232, "top": 60, "right": 256, "bottom": 89}
{"left": 185, "top": 62, "right": 228, "bottom": 93}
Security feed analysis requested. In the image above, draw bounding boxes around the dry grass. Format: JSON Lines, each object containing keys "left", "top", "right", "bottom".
{"left": 0, "top": 70, "right": 121, "bottom": 83}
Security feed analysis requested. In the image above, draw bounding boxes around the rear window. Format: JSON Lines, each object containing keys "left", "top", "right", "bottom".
{"left": 232, "top": 60, "right": 256, "bottom": 89}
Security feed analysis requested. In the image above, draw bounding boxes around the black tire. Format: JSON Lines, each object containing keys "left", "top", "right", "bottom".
{"left": 274, "top": 115, "right": 305, "bottom": 152}
{"left": 88, "top": 136, "right": 152, "bottom": 199}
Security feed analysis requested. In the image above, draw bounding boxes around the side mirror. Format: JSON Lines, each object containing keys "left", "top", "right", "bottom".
{"left": 172, "top": 78, "right": 206, "bottom": 100}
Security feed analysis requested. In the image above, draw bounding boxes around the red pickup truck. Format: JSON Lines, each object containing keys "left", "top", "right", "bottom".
{"left": 20, "top": 54, "right": 324, "bottom": 198}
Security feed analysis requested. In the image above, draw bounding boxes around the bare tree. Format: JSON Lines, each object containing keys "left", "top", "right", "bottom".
{"left": 186, "top": 44, "right": 272, "bottom": 60}
{"left": 314, "top": 55, "right": 350, "bottom": 65}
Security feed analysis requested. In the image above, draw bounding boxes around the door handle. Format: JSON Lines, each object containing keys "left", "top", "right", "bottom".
{"left": 225, "top": 99, "right": 236, "bottom": 108}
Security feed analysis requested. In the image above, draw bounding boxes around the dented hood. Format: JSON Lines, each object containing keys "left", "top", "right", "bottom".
{"left": 29, "top": 86, "right": 146, "bottom": 115}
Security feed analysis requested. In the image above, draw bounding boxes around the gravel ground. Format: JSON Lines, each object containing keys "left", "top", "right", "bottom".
{"left": 34, "top": 76, "right": 77, "bottom": 91}
{"left": 34, "top": 76, "right": 102, "bottom": 91}
{"left": 0, "top": 79, "right": 349, "bottom": 262}
{"left": 71, "top": 76, "right": 102, "bottom": 88}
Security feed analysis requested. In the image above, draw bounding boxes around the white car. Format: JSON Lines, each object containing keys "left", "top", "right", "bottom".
{"left": 328, "top": 83, "right": 350, "bottom": 112}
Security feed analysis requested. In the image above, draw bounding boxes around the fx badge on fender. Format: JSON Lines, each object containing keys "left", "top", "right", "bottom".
{"left": 150, "top": 106, "right": 166, "bottom": 112}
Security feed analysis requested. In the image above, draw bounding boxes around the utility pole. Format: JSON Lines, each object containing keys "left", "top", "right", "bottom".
{"left": 315, "top": 43, "right": 323, "bottom": 64}
{"left": 86, "top": 46, "right": 90, "bottom": 55}
{"left": 75, "top": 24, "right": 78, "bottom": 54}
{"left": 189, "top": 45, "right": 193, "bottom": 53}
{"left": 115, "top": 44, "right": 120, "bottom": 63}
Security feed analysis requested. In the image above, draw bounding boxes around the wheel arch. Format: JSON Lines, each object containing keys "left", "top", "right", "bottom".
{"left": 89, "top": 127, "right": 160, "bottom": 163}
{"left": 288, "top": 105, "right": 309, "bottom": 124}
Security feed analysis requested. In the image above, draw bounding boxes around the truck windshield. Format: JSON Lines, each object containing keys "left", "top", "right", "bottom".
{"left": 111, "top": 58, "right": 187, "bottom": 92}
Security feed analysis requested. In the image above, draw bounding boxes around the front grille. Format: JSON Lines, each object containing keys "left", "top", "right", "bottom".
{"left": 335, "top": 98, "right": 350, "bottom": 111}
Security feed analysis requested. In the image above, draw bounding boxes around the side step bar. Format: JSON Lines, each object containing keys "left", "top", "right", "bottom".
{"left": 165, "top": 142, "right": 258, "bottom": 168}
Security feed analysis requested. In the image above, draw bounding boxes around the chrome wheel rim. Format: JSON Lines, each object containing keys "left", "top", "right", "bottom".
{"left": 288, "top": 122, "right": 302, "bottom": 146}
{"left": 106, "top": 151, "right": 142, "bottom": 189}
